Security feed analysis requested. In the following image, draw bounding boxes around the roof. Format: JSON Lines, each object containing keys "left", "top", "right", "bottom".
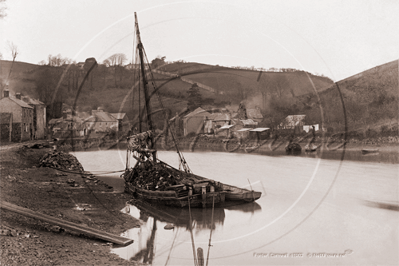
{"left": 76, "top": 111, "right": 91, "bottom": 120}
{"left": 96, "top": 111, "right": 117, "bottom": 122}
{"left": 48, "top": 118, "right": 63, "bottom": 125}
{"left": 1, "top": 96, "right": 33, "bottom": 109}
{"left": 240, "top": 119, "right": 258, "bottom": 126}
{"left": 184, "top": 107, "right": 212, "bottom": 119}
{"left": 213, "top": 113, "right": 230, "bottom": 121}
{"left": 219, "top": 124, "right": 234, "bottom": 129}
{"left": 86, "top": 111, "right": 117, "bottom": 122}
{"left": 110, "top": 113, "right": 126, "bottom": 120}
{"left": 21, "top": 96, "right": 45, "bottom": 106}
{"left": 250, "top": 127, "right": 269, "bottom": 132}
{"left": 247, "top": 108, "right": 263, "bottom": 119}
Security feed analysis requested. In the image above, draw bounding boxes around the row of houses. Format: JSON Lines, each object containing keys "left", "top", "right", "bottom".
{"left": 49, "top": 107, "right": 129, "bottom": 139}
{"left": 174, "top": 107, "right": 319, "bottom": 139}
{"left": 0, "top": 88, "right": 130, "bottom": 142}
{"left": 172, "top": 106, "right": 264, "bottom": 137}
{"left": 0, "top": 90, "right": 46, "bottom": 142}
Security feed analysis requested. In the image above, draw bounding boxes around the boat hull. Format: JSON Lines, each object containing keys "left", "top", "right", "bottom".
{"left": 362, "top": 149, "right": 379, "bottom": 155}
{"left": 125, "top": 182, "right": 225, "bottom": 208}
{"left": 123, "top": 161, "right": 262, "bottom": 207}
{"left": 219, "top": 183, "right": 262, "bottom": 202}
{"left": 225, "top": 191, "right": 262, "bottom": 202}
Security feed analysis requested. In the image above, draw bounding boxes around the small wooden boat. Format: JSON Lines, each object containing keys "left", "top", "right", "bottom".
{"left": 218, "top": 183, "right": 261, "bottom": 202}
{"left": 361, "top": 148, "right": 379, "bottom": 155}
{"left": 285, "top": 142, "right": 302, "bottom": 154}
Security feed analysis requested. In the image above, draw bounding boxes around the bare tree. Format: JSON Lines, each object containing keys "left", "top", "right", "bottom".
{"left": 6, "top": 41, "right": 18, "bottom": 83}
{"left": 47, "top": 54, "right": 68, "bottom": 67}
{"left": 104, "top": 53, "right": 127, "bottom": 87}
{"left": 8, "top": 41, "right": 18, "bottom": 61}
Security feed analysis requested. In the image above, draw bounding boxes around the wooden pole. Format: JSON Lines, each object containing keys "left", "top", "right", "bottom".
{"left": 0, "top": 201, "right": 133, "bottom": 246}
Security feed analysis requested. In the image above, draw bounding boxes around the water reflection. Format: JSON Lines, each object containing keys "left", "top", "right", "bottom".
{"left": 224, "top": 201, "right": 262, "bottom": 213}
{"left": 129, "top": 218, "right": 157, "bottom": 264}
{"left": 125, "top": 201, "right": 226, "bottom": 230}
{"left": 113, "top": 200, "right": 262, "bottom": 263}
{"left": 74, "top": 150, "right": 398, "bottom": 265}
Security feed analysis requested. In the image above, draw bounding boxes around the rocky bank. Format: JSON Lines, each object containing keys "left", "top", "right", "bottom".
{"left": 0, "top": 144, "right": 141, "bottom": 265}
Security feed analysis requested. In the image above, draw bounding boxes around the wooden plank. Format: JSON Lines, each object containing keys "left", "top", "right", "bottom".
{"left": 0, "top": 201, "right": 133, "bottom": 246}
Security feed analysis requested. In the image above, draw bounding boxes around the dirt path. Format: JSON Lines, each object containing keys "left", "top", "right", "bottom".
{"left": 0, "top": 145, "right": 141, "bottom": 265}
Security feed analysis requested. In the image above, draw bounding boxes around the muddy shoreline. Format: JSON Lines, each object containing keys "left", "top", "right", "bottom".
{"left": 1, "top": 138, "right": 397, "bottom": 265}
{"left": 0, "top": 145, "right": 141, "bottom": 265}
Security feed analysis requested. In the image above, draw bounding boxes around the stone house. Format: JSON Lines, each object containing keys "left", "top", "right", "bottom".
{"left": 278, "top": 115, "right": 307, "bottom": 134}
{"left": 0, "top": 90, "right": 33, "bottom": 142}
{"left": 21, "top": 96, "right": 46, "bottom": 139}
{"left": 84, "top": 108, "right": 118, "bottom": 133}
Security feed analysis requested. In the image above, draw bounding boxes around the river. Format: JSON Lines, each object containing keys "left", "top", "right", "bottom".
{"left": 72, "top": 149, "right": 398, "bottom": 265}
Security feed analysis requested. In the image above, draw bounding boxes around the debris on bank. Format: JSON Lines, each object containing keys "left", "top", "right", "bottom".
{"left": 39, "top": 151, "right": 84, "bottom": 172}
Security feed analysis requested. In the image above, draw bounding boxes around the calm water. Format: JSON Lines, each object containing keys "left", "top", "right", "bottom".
{"left": 73, "top": 149, "right": 399, "bottom": 265}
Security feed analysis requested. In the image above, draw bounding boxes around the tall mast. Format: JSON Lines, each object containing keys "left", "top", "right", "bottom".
{"left": 135, "top": 12, "right": 156, "bottom": 161}
{"left": 135, "top": 12, "right": 153, "bottom": 131}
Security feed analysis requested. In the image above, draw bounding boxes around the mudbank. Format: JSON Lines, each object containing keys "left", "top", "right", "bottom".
{"left": 0, "top": 145, "right": 140, "bottom": 265}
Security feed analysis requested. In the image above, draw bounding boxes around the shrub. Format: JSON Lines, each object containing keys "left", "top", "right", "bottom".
{"left": 365, "top": 128, "right": 378, "bottom": 138}
{"left": 186, "top": 132, "right": 197, "bottom": 138}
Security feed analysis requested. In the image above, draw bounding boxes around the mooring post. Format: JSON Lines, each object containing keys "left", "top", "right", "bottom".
{"left": 201, "top": 185, "right": 206, "bottom": 208}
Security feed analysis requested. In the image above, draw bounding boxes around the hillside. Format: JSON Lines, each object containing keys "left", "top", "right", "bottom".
{"left": 1, "top": 59, "right": 397, "bottom": 136}
{"left": 302, "top": 59, "right": 398, "bottom": 133}
{"left": 0, "top": 59, "right": 332, "bottom": 118}
{"left": 0, "top": 60, "right": 39, "bottom": 95}
{"left": 0, "top": 60, "right": 193, "bottom": 119}
{"left": 160, "top": 62, "right": 334, "bottom": 108}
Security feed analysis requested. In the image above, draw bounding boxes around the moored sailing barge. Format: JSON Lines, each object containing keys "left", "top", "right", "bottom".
{"left": 122, "top": 13, "right": 261, "bottom": 208}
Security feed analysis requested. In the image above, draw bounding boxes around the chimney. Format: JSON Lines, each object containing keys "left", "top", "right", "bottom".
{"left": 15, "top": 93, "right": 21, "bottom": 100}
{"left": 3, "top": 89, "right": 9, "bottom": 98}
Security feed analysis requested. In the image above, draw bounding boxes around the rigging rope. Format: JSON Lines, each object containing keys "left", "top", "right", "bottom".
{"left": 143, "top": 49, "right": 192, "bottom": 173}
{"left": 188, "top": 197, "right": 198, "bottom": 266}
{"left": 205, "top": 193, "right": 215, "bottom": 266}
{"left": 46, "top": 166, "right": 126, "bottom": 175}
{"left": 164, "top": 227, "right": 179, "bottom": 266}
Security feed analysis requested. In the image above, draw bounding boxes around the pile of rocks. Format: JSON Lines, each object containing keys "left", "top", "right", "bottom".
{"left": 39, "top": 151, "right": 84, "bottom": 172}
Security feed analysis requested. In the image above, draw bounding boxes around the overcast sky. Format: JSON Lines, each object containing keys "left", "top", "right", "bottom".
{"left": 1, "top": 0, "right": 398, "bottom": 81}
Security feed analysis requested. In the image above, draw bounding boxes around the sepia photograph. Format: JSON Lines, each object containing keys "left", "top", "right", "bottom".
{"left": 0, "top": 0, "right": 398, "bottom": 265}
